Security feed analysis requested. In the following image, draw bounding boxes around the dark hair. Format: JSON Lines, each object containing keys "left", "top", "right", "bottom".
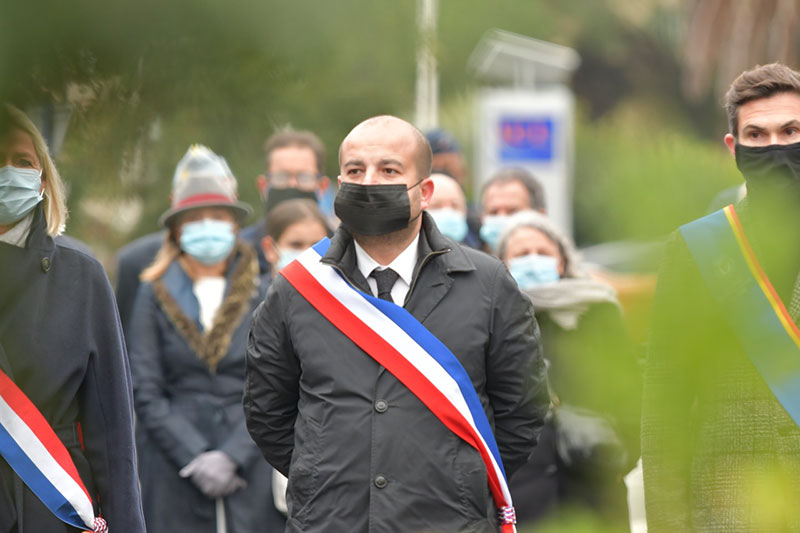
{"left": 725, "top": 63, "right": 800, "bottom": 137}
{"left": 264, "top": 129, "right": 326, "bottom": 174}
{"left": 480, "top": 167, "right": 547, "bottom": 212}
{"left": 266, "top": 199, "right": 329, "bottom": 241}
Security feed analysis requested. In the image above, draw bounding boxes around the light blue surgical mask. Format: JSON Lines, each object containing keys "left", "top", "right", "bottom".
{"left": 428, "top": 208, "right": 468, "bottom": 242}
{"left": 276, "top": 247, "right": 302, "bottom": 271}
{"left": 507, "top": 253, "right": 561, "bottom": 290}
{"left": 0, "top": 166, "right": 44, "bottom": 225}
{"left": 479, "top": 215, "right": 508, "bottom": 251}
{"left": 180, "top": 219, "right": 236, "bottom": 265}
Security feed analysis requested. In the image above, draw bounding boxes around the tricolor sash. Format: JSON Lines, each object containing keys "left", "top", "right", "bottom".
{"left": 681, "top": 204, "right": 800, "bottom": 428}
{"left": 280, "top": 238, "right": 517, "bottom": 532}
{"left": 0, "top": 367, "right": 107, "bottom": 532}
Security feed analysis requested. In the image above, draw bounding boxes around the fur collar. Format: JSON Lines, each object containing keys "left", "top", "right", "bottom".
{"left": 152, "top": 243, "right": 259, "bottom": 372}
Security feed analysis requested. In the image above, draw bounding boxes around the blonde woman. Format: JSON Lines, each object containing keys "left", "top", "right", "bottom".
{"left": 0, "top": 104, "right": 145, "bottom": 532}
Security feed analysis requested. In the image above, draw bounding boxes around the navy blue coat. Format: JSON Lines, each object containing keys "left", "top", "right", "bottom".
{"left": 0, "top": 207, "right": 145, "bottom": 533}
{"left": 114, "top": 230, "right": 165, "bottom": 336}
{"left": 130, "top": 244, "right": 285, "bottom": 533}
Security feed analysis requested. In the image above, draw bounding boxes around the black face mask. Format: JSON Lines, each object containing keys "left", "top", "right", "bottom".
{"left": 334, "top": 181, "right": 420, "bottom": 236}
{"left": 736, "top": 141, "right": 800, "bottom": 198}
{"left": 264, "top": 187, "right": 318, "bottom": 214}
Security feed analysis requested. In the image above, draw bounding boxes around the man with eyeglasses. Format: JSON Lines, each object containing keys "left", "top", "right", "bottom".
{"left": 239, "top": 129, "right": 332, "bottom": 273}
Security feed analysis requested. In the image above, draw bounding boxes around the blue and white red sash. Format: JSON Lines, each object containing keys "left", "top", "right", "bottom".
{"left": 281, "top": 238, "right": 516, "bottom": 532}
{"left": 681, "top": 205, "right": 800, "bottom": 428}
{"left": 0, "top": 368, "right": 107, "bottom": 532}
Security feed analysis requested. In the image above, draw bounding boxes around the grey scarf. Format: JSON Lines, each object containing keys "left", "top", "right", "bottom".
{"left": 525, "top": 278, "right": 619, "bottom": 330}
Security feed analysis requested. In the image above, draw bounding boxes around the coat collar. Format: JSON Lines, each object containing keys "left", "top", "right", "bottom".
{"left": 152, "top": 243, "right": 259, "bottom": 372}
{"left": 23, "top": 204, "right": 55, "bottom": 258}
{"left": 0, "top": 206, "right": 56, "bottom": 329}
{"left": 321, "top": 211, "right": 475, "bottom": 282}
{"left": 320, "top": 211, "right": 476, "bottom": 316}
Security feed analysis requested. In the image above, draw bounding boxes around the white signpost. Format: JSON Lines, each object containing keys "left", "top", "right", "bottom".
{"left": 474, "top": 86, "right": 575, "bottom": 235}
{"left": 470, "top": 30, "right": 579, "bottom": 235}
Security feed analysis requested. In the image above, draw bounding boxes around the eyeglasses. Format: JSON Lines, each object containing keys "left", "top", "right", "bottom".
{"left": 267, "top": 171, "right": 320, "bottom": 188}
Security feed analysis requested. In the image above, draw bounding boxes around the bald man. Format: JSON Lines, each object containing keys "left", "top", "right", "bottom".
{"left": 244, "top": 115, "right": 547, "bottom": 532}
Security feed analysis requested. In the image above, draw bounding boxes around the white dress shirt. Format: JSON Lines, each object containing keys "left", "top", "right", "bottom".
{"left": 354, "top": 233, "right": 420, "bottom": 306}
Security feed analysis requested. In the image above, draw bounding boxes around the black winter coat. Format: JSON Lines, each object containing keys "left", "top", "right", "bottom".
{"left": 130, "top": 244, "right": 286, "bottom": 533}
{"left": 510, "top": 300, "right": 639, "bottom": 528}
{"left": 244, "top": 213, "right": 549, "bottom": 532}
{"left": 0, "top": 207, "right": 145, "bottom": 533}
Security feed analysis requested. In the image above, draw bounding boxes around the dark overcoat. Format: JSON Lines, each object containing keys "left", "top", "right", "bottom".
{"left": 510, "top": 300, "right": 639, "bottom": 527}
{"left": 114, "top": 230, "right": 164, "bottom": 336}
{"left": 0, "top": 207, "right": 146, "bottom": 533}
{"left": 244, "top": 213, "right": 550, "bottom": 533}
{"left": 129, "top": 243, "right": 285, "bottom": 533}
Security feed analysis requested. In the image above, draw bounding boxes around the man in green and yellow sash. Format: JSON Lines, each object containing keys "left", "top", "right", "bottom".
{"left": 643, "top": 63, "right": 800, "bottom": 532}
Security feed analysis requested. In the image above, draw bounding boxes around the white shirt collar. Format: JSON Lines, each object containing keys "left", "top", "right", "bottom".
{"left": 0, "top": 211, "right": 35, "bottom": 248}
{"left": 353, "top": 233, "right": 420, "bottom": 288}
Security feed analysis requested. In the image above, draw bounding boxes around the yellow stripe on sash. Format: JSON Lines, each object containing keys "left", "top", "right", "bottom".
{"left": 723, "top": 204, "right": 800, "bottom": 349}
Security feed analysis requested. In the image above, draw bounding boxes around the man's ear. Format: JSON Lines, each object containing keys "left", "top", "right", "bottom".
{"left": 262, "top": 235, "right": 279, "bottom": 266}
{"left": 337, "top": 175, "right": 343, "bottom": 187}
{"left": 419, "top": 177, "right": 434, "bottom": 211}
{"left": 256, "top": 175, "right": 268, "bottom": 201}
{"left": 724, "top": 134, "right": 737, "bottom": 158}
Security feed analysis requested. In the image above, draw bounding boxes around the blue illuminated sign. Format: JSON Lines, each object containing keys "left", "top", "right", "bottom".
{"left": 499, "top": 117, "right": 554, "bottom": 162}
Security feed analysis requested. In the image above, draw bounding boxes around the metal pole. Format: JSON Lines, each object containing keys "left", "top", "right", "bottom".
{"left": 415, "top": 0, "right": 439, "bottom": 130}
{"left": 216, "top": 498, "right": 227, "bottom": 533}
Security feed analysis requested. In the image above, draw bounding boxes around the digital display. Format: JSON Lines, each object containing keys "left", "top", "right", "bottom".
{"left": 499, "top": 118, "right": 554, "bottom": 162}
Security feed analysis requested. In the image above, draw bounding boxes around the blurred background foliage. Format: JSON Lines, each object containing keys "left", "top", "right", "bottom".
{"left": 1, "top": 0, "right": 795, "bottom": 265}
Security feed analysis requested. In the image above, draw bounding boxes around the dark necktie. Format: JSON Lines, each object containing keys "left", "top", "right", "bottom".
{"left": 370, "top": 268, "right": 400, "bottom": 303}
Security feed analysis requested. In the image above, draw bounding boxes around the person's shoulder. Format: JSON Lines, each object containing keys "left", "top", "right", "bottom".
{"left": 240, "top": 218, "right": 266, "bottom": 244}
{"left": 265, "top": 269, "right": 293, "bottom": 296}
{"left": 117, "top": 231, "right": 165, "bottom": 262}
{"left": 450, "top": 241, "right": 505, "bottom": 272}
{"left": 54, "top": 240, "right": 111, "bottom": 286}
{"left": 660, "top": 228, "right": 693, "bottom": 266}
{"left": 54, "top": 234, "right": 95, "bottom": 257}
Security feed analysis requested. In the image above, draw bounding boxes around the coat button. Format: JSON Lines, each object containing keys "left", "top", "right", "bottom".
{"left": 375, "top": 399, "right": 388, "bottom": 413}
{"left": 374, "top": 475, "right": 387, "bottom": 489}
{"left": 41, "top": 257, "right": 51, "bottom": 272}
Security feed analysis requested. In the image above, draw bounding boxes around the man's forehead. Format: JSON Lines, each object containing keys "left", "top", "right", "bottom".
{"left": 341, "top": 126, "right": 417, "bottom": 161}
{"left": 487, "top": 180, "right": 526, "bottom": 197}
{"left": 739, "top": 92, "right": 800, "bottom": 129}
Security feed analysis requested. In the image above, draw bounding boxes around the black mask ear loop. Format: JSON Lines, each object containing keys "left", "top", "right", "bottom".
{"left": 407, "top": 177, "right": 427, "bottom": 224}
{"left": 407, "top": 177, "right": 425, "bottom": 191}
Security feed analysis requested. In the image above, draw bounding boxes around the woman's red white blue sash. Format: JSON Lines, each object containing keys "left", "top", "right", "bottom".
{"left": 681, "top": 204, "right": 800, "bottom": 427}
{"left": 280, "top": 238, "right": 517, "bottom": 532}
{"left": 0, "top": 367, "right": 107, "bottom": 531}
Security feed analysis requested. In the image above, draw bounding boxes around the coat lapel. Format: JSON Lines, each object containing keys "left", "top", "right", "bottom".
{"left": 0, "top": 207, "right": 54, "bottom": 340}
